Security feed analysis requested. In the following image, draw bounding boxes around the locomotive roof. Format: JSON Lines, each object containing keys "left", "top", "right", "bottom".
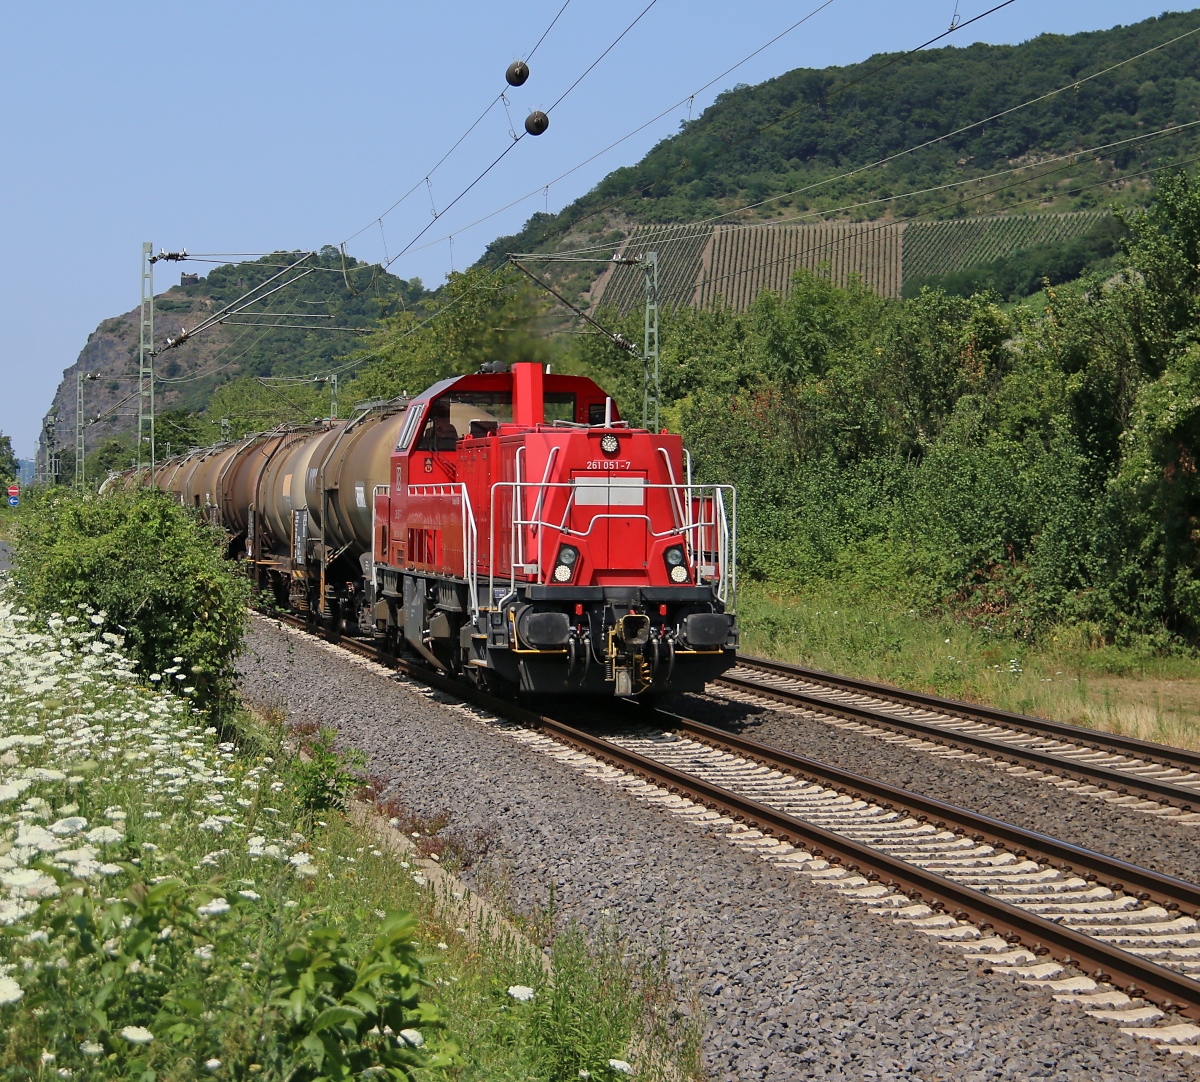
{"left": 407, "top": 369, "right": 611, "bottom": 405}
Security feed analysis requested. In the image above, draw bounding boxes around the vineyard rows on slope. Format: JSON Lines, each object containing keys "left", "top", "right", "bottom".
{"left": 590, "top": 212, "right": 1110, "bottom": 313}
{"left": 901, "top": 211, "right": 1108, "bottom": 282}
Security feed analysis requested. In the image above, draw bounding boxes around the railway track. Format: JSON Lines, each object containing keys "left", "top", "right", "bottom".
{"left": 263, "top": 613, "right": 1200, "bottom": 1049}
{"left": 721, "top": 656, "right": 1200, "bottom": 817}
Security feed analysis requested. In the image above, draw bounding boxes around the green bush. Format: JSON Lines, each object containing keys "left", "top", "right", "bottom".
{"left": 591, "top": 170, "right": 1200, "bottom": 648}
{"left": 10, "top": 877, "right": 452, "bottom": 1080}
{"left": 290, "top": 727, "right": 367, "bottom": 814}
{"left": 9, "top": 488, "right": 251, "bottom": 717}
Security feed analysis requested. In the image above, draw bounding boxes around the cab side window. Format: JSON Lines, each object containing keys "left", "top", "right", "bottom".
{"left": 416, "top": 406, "right": 459, "bottom": 451}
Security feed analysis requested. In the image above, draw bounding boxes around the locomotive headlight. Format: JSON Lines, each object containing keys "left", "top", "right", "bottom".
{"left": 664, "top": 546, "right": 689, "bottom": 583}
{"left": 599, "top": 432, "right": 620, "bottom": 455}
{"left": 553, "top": 545, "right": 579, "bottom": 583}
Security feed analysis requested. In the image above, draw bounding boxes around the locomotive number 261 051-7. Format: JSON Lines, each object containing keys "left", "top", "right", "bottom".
{"left": 585, "top": 459, "right": 632, "bottom": 470}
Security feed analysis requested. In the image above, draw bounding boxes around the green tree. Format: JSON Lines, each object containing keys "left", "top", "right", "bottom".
{"left": 10, "top": 488, "right": 251, "bottom": 718}
{"left": 343, "top": 266, "right": 550, "bottom": 402}
{"left": 0, "top": 432, "right": 16, "bottom": 486}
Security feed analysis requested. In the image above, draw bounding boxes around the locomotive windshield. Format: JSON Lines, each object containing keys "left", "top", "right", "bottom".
{"left": 402, "top": 391, "right": 578, "bottom": 451}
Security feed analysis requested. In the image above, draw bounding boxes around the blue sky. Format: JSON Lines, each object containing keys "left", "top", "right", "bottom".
{"left": 0, "top": 0, "right": 1184, "bottom": 456}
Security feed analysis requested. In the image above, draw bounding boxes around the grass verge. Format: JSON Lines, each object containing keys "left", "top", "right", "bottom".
{"left": 738, "top": 580, "right": 1200, "bottom": 750}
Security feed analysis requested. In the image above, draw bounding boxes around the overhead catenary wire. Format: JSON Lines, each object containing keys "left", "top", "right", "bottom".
{"left": 157, "top": 293, "right": 308, "bottom": 385}
{"left": 484, "top": 0, "right": 1020, "bottom": 268}
{"left": 381, "top": 0, "right": 842, "bottom": 262}
{"left": 86, "top": 389, "right": 141, "bottom": 428}
{"left": 154, "top": 253, "right": 316, "bottom": 353}
{"left": 258, "top": 0, "right": 1015, "bottom": 376}
{"left": 377, "top": 0, "right": 665, "bottom": 273}
{"left": 340, "top": 0, "right": 577, "bottom": 249}
{"left": 544, "top": 0, "right": 658, "bottom": 114}
{"left": 218, "top": 321, "right": 370, "bottom": 333}
{"left": 509, "top": 258, "right": 638, "bottom": 353}
{"left": 254, "top": 378, "right": 316, "bottom": 421}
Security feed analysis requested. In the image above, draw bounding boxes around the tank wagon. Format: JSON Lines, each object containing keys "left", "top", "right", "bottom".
{"left": 137, "top": 363, "right": 738, "bottom": 697}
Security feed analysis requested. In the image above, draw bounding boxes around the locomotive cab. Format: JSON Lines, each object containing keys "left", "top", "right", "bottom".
{"left": 373, "top": 362, "right": 738, "bottom": 697}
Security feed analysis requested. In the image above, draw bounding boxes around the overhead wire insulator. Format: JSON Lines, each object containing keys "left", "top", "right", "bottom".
{"left": 506, "top": 60, "right": 530, "bottom": 87}
{"left": 525, "top": 110, "right": 549, "bottom": 136}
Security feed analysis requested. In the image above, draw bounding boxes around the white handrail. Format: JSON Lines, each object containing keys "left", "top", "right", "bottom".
{"left": 370, "top": 484, "right": 390, "bottom": 584}
{"left": 487, "top": 479, "right": 736, "bottom": 607}
{"left": 407, "top": 483, "right": 480, "bottom": 617}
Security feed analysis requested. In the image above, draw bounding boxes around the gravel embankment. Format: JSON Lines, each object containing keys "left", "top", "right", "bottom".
{"left": 667, "top": 690, "right": 1200, "bottom": 887}
{"left": 0, "top": 541, "right": 11, "bottom": 573}
{"left": 239, "top": 618, "right": 1198, "bottom": 1081}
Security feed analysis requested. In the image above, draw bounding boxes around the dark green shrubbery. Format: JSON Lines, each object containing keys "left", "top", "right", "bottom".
{"left": 9, "top": 487, "right": 251, "bottom": 717}
{"left": 579, "top": 170, "right": 1200, "bottom": 648}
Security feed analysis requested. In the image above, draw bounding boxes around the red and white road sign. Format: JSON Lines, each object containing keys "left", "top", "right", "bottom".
{"left": 6, "top": 485, "right": 17, "bottom": 498}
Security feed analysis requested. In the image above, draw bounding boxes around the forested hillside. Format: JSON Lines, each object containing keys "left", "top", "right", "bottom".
{"left": 486, "top": 10, "right": 1200, "bottom": 300}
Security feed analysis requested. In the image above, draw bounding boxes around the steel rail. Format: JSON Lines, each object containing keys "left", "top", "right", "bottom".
{"left": 736, "top": 654, "right": 1200, "bottom": 774}
{"left": 719, "top": 668, "right": 1200, "bottom": 811}
{"left": 261, "top": 611, "right": 1200, "bottom": 1019}
{"left": 653, "top": 706, "right": 1200, "bottom": 917}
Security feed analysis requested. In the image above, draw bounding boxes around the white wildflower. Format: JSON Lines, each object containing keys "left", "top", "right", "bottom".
{"left": 238, "top": 890, "right": 261, "bottom": 901}
{"left": 49, "top": 816, "right": 87, "bottom": 836}
{"left": 0, "top": 977, "right": 26, "bottom": 1006}
{"left": 196, "top": 898, "right": 231, "bottom": 918}
{"left": 1, "top": 869, "right": 60, "bottom": 899}
{"left": 79, "top": 1042, "right": 103, "bottom": 1056}
{"left": 204, "top": 1060, "right": 221, "bottom": 1072}
{"left": 85, "top": 826, "right": 122, "bottom": 845}
{"left": 119, "top": 1025, "right": 154, "bottom": 1044}
{"left": 608, "top": 1060, "right": 633, "bottom": 1075}
{"left": 508, "top": 985, "right": 535, "bottom": 1002}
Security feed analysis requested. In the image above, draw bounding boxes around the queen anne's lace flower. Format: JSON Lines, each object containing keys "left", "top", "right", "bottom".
{"left": 0, "top": 975, "right": 23, "bottom": 1004}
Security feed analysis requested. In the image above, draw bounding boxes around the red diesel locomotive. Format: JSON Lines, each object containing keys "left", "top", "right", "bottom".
{"left": 141, "top": 361, "right": 738, "bottom": 697}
